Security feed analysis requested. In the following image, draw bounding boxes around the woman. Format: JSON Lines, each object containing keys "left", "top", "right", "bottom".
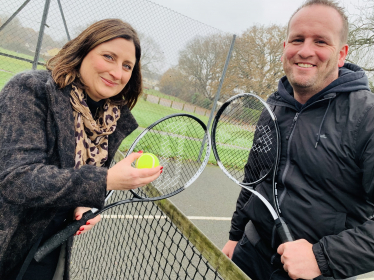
{"left": 0, "top": 19, "right": 161, "bottom": 279}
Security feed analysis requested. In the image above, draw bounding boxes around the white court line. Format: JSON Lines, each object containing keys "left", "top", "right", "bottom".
{"left": 102, "top": 215, "right": 231, "bottom": 221}
{"left": 187, "top": 216, "right": 231, "bottom": 221}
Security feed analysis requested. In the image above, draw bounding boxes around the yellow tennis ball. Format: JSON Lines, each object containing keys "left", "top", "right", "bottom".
{"left": 135, "top": 153, "right": 160, "bottom": 169}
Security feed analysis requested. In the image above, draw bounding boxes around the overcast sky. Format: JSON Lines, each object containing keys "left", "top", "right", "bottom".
{"left": 149, "top": 0, "right": 362, "bottom": 35}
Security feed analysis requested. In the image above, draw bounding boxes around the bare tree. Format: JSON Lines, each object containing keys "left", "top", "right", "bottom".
{"left": 228, "top": 24, "right": 286, "bottom": 100}
{"left": 138, "top": 33, "right": 165, "bottom": 80}
{"left": 177, "top": 34, "right": 233, "bottom": 101}
{"left": 347, "top": 0, "right": 374, "bottom": 91}
{"left": 159, "top": 67, "right": 191, "bottom": 98}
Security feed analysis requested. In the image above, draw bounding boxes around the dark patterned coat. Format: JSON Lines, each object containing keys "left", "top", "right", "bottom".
{"left": 0, "top": 70, "right": 138, "bottom": 278}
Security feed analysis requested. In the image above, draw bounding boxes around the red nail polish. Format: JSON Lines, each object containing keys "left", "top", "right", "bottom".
{"left": 138, "top": 150, "right": 143, "bottom": 153}
{"left": 160, "top": 166, "right": 163, "bottom": 170}
{"left": 160, "top": 170, "right": 163, "bottom": 174}
{"left": 79, "top": 227, "right": 84, "bottom": 231}
{"left": 75, "top": 215, "right": 79, "bottom": 219}
{"left": 86, "top": 222, "right": 90, "bottom": 225}
{"left": 78, "top": 232, "right": 81, "bottom": 235}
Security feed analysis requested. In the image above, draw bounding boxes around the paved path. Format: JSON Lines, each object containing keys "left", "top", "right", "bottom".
{"left": 170, "top": 164, "right": 374, "bottom": 280}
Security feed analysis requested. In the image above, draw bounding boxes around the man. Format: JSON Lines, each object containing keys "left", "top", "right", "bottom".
{"left": 222, "top": 1, "right": 374, "bottom": 279}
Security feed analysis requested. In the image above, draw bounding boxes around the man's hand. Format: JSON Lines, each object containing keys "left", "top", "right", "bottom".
{"left": 277, "top": 239, "right": 321, "bottom": 280}
{"left": 222, "top": 240, "right": 238, "bottom": 259}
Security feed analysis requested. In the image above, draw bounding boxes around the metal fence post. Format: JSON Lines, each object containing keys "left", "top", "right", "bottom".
{"left": 32, "top": 0, "right": 51, "bottom": 70}
{"left": 198, "top": 34, "right": 236, "bottom": 160}
{"left": 57, "top": 0, "right": 71, "bottom": 41}
{"left": 0, "top": 0, "right": 31, "bottom": 33}
{"left": 206, "top": 34, "right": 236, "bottom": 131}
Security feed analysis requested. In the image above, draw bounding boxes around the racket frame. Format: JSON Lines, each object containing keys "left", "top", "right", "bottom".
{"left": 211, "top": 93, "right": 293, "bottom": 242}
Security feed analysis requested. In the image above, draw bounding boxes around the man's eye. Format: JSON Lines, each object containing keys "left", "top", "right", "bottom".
{"left": 316, "top": 40, "right": 326, "bottom": 44}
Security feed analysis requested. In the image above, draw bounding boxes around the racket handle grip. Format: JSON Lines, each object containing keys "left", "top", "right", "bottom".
{"left": 275, "top": 217, "right": 294, "bottom": 243}
{"left": 34, "top": 210, "right": 96, "bottom": 262}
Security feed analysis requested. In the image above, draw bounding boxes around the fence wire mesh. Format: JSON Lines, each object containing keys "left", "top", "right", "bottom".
{"left": 0, "top": 0, "right": 253, "bottom": 279}
{"left": 70, "top": 189, "right": 225, "bottom": 280}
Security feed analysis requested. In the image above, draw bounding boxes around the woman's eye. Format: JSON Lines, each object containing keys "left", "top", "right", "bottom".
{"left": 104, "top": 54, "right": 113, "bottom": 60}
{"left": 123, "top": 64, "right": 132, "bottom": 70}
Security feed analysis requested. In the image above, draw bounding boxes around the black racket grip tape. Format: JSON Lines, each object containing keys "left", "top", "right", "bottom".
{"left": 34, "top": 210, "right": 96, "bottom": 262}
{"left": 275, "top": 217, "right": 294, "bottom": 243}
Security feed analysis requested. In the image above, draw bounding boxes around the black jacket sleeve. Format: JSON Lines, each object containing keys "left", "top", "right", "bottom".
{"left": 229, "top": 187, "right": 252, "bottom": 241}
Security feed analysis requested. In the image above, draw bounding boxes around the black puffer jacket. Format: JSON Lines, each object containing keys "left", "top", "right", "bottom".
{"left": 229, "top": 63, "right": 374, "bottom": 279}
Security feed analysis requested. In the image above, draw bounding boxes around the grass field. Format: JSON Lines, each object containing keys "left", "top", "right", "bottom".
{"left": 144, "top": 89, "right": 186, "bottom": 103}
{"left": 0, "top": 48, "right": 46, "bottom": 89}
{"left": 132, "top": 98, "right": 210, "bottom": 128}
{"left": 118, "top": 118, "right": 217, "bottom": 164}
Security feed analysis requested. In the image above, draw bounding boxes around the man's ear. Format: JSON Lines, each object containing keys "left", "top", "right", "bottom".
{"left": 281, "top": 41, "right": 286, "bottom": 62}
{"left": 338, "top": 44, "right": 349, "bottom": 67}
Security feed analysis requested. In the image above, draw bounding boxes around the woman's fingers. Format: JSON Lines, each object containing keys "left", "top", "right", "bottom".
{"left": 139, "top": 165, "right": 163, "bottom": 178}
{"left": 74, "top": 206, "right": 91, "bottom": 220}
{"left": 74, "top": 208, "right": 101, "bottom": 236}
{"left": 125, "top": 166, "right": 162, "bottom": 189}
{"left": 107, "top": 152, "right": 163, "bottom": 191}
{"left": 125, "top": 150, "right": 143, "bottom": 164}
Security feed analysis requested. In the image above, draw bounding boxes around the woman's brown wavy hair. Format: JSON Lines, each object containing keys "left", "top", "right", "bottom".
{"left": 46, "top": 19, "right": 142, "bottom": 110}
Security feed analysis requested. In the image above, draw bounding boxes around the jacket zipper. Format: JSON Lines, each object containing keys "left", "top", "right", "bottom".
{"left": 281, "top": 112, "right": 299, "bottom": 188}
{"left": 278, "top": 96, "right": 335, "bottom": 207}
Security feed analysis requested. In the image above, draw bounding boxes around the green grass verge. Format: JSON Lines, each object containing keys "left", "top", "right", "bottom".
{"left": 118, "top": 121, "right": 218, "bottom": 165}
{"left": 144, "top": 89, "right": 186, "bottom": 103}
{"left": 0, "top": 48, "right": 46, "bottom": 89}
{"left": 132, "top": 98, "right": 211, "bottom": 128}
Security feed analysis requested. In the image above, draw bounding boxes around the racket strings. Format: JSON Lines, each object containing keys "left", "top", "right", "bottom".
{"left": 131, "top": 116, "right": 209, "bottom": 198}
{"left": 214, "top": 95, "right": 277, "bottom": 184}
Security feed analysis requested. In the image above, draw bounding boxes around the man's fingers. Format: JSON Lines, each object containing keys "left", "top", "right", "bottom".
{"left": 277, "top": 243, "right": 285, "bottom": 255}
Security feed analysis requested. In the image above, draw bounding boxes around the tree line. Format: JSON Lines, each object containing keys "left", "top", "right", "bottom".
{"left": 159, "top": 1, "right": 374, "bottom": 109}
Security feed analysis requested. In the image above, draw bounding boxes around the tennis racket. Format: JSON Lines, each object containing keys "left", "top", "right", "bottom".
{"left": 34, "top": 113, "right": 211, "bottom": 262}
{"left": 211, "top": 93, "right": 293, "bottom": 243}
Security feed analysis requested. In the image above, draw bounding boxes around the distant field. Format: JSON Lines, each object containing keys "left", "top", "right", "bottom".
{"left": 144, "top": 89, "right": 186, "bottom": 103}
{"left": 132, "top": 98, "right": 210, "bottom": 128}
{"left": 0, "top": 48, "right": 46, "bottom": 89}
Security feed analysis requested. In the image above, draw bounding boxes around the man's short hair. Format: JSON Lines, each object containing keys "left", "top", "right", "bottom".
{"left": 287, "top": 0, "right": 349, "bottom": 45}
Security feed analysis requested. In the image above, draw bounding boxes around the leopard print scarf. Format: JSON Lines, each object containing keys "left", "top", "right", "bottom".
{"left": 70, "top": 85, "right": 120, "bottom": 169}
